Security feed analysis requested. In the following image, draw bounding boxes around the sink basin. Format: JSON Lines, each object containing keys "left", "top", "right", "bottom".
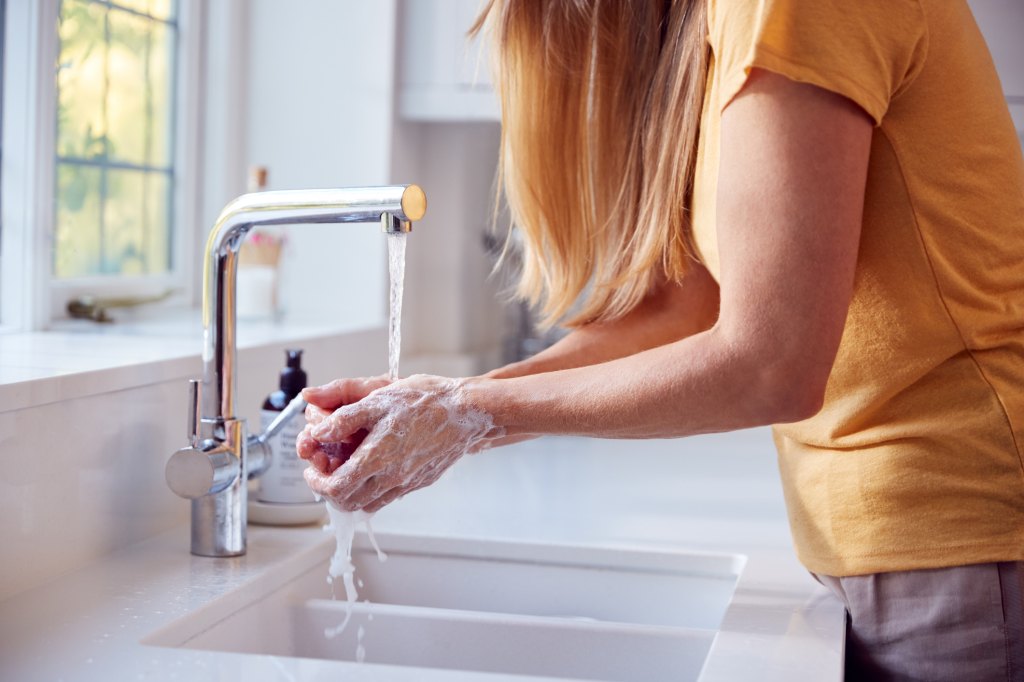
{"left": 144, "top": 532, "right": 744, "bottom": 681}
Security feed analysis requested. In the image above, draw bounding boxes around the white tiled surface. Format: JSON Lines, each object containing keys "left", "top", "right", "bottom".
{"left": 0, "top": 429, "right": 845, "bottom": 682}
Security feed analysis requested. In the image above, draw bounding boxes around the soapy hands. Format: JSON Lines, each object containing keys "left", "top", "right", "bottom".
{"left": 298, "top": 375, "right": 504, "bottom": 512}
{"left": 297, "top": 375, "right": 392, "bottom": 475}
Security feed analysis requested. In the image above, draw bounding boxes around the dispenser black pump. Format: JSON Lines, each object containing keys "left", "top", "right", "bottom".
{"left": 264, "top": 349, "right": 307, "bottom": 411}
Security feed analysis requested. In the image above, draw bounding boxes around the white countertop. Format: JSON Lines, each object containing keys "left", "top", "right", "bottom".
{"left": 0, "top": 314, "right": 373, "bottom": 412}
{"left": 0, "top": 428, "right": 844, "bottom": 681}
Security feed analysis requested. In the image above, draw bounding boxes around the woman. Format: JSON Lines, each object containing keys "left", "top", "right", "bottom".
{"left": 299, "top": 0, "right": 1024, "bottom": 678}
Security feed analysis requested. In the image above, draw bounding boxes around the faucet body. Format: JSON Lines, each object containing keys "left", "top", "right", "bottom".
{"left": 166, "top": 185, "right": 426, "bottom": 556}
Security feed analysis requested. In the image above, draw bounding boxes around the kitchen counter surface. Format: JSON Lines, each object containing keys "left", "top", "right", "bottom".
{"left": 0, "top": 428, "right": 844, "bottom": 681}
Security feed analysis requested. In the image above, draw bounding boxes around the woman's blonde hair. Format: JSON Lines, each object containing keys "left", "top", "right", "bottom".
{"left": 473, "top": 0, "right": 710, "bottom": 328}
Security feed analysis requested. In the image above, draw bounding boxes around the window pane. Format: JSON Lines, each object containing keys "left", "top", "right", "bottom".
{"left": 114, "top": 0, "right": 174, "bottom": 21}
{"left": 56, "top": 0, "right": 107, "bottom": 160}
{"left": 108, "top": 8, "right": 171, "bottom": 166}
{"left": 104, "top": 169, "right": 170, "bottom": 274}
{"left": 54, "top": 0, "right": 177, "bottom": 280}
{"left": 55, "top": 163, "right": 103, "bottom": 278}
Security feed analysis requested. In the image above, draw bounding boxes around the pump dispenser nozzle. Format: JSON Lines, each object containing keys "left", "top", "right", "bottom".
{"left": 279, "top": 349, "right": 307, "bottom": 399}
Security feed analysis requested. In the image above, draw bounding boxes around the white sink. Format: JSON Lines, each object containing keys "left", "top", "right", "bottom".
{"left": 144, "top": 533, "right": 744, "bottom": 681}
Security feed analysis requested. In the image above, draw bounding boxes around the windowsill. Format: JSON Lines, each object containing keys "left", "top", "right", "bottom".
{"left": 0, "top": 307, "right": 382, "bottom": 413}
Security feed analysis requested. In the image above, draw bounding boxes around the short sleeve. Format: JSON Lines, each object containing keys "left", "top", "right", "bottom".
{"left": 708, "top": 0, "right": 929, "bottom": 125}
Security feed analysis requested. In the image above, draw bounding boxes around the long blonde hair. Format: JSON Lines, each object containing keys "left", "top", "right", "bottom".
{"left": 473, "top": 0, "right": 710, "bottom": 328}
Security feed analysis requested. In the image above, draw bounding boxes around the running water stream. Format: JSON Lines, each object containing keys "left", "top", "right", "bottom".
{"left": 321, "top": 232, "right": 408, "bottom": 659}
{"left": 387, "top": 232, "right": 407, "bottom": 380}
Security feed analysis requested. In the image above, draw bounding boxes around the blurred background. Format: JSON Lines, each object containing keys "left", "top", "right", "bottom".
{"left": 1, "top": 0, "right": 1022, "bottom": 376}
{"left": 3, "top": 0, "right": 557, "bottom": 378}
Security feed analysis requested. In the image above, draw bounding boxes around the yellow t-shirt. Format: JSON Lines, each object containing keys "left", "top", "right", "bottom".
{"left": 691, "top": 0, "right": 1024, "bottom": 576}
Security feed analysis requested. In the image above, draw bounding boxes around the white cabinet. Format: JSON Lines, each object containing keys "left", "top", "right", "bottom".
{"left": 398, "top": 0, "right": 500, "bottom": 121}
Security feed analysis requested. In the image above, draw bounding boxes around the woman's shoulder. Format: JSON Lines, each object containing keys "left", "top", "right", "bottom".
{"left": 707, "top": 0, "right": 929, "bottom": 126}
{"left": 708, "top": 0, "right": 926, "bottom": 49}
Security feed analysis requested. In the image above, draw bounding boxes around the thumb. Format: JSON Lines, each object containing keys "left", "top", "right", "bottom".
{"left": 302, "top": 376, "right": 391, "bottom": 410}
{"left": 311, "top": 402, "right": 377, "bottom": 443}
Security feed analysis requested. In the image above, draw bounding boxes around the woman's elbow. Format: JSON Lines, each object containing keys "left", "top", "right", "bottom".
{"left": 736, "top": 344, "right": 832, "bottom": 425}
{"left": 708, "top": 323, "right": 836, "bottom": 427}
{"left": 765, "top": 373, "right": 828, "bottom": 424}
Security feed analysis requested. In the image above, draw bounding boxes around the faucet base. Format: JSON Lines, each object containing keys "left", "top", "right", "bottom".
{"left": 188, "top": 418, "right": 247, "bottom": 557}
{"left": 190, "top": 490, "right": 246, "bottom": 557}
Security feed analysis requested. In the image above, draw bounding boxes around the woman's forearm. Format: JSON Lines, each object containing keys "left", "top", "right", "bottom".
{"left": 485, "top": 265, "right": 720, "bottom": 379}
{"left": 467, "top": 324, "right": 821, "bottom": 441}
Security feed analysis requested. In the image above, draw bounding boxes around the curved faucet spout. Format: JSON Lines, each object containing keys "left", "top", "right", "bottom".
{"left": 201, "top": 185, "right": 426, "bottom": 425}
{"left": 170, "top": 184, "right": 426, "bottom": 557}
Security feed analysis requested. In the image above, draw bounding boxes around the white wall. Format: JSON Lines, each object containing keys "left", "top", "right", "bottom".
{"left": 392, "top": 120, "right": 507, "bottom": 376}
{"left": 244, "top": 0, "right": 398, "bottom": 328}
{"left": 237, "top": 0, "right": 511, "bottom": 376}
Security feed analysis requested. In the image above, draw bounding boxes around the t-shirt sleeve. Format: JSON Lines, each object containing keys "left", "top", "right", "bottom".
{"left": 709, "top": 0, "right": 929, "bottom": 125}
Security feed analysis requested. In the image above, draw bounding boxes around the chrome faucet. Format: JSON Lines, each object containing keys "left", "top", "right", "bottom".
{"left": 165, "top": 185, "right": 427, "bottom": 556}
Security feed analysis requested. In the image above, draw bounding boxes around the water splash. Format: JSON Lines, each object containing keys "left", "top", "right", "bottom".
{"left": 387, "top": 233, "right": 407, "bottom": 380}
{"left": 356, "top": 625, "right": 367, "bottom": 663}
{"left": 322, "top": 503, "right": 387, "bottom": 645}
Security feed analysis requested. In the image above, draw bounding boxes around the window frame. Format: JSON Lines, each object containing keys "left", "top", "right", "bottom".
{"left": 0, "top": 0, "right": 203, "bottom": 331}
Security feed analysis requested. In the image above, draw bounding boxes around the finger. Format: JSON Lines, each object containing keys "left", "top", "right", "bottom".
{"left": 304, "top": 404, "right": 331, "bottom": 426}
{"left": 304, "top": 444, "right": 380, "bottom": 507}
{"left": 295, "top": 430, "right": 321, "bottom": 460}
{"left": 345, "top": 475, "right": 390, "bottom": 511}
{"left": 311, "top": 403, "right": 377, "bottom": 443}
{"left": 297, "top": 429, "right": 336, "bottom": 474}
{"left": 304, "top": 466, "right": 335, "bottom": 499}
{"left": 309, "top": 450, "right": 329, "bottom": 474}
{"left": 304, "top": 465, "right": 376, "bottom": 512}
{"left": 363, "top": 486, "right": 406, "bottom": 513}
{"left": 302, "top": 376, "right": 391, "bottom": 410}
{"left": 305, "top": 465, "right": 363, "bottom": 501}
{"left": 301, "top": 379, "right": 357, "bottom": 410}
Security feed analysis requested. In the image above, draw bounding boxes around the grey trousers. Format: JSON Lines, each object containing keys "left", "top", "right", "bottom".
{"left": 813, "top": 562, "right": 1024, "bottom": 681}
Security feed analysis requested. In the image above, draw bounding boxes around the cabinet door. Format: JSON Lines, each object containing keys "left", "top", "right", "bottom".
{"left": 399, "top": 0, "right": 499, "bottom": 121}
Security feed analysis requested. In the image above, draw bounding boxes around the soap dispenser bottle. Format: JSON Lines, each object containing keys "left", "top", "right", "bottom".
{"left": 257, "top": 349, "right": 315, "bottom": 504}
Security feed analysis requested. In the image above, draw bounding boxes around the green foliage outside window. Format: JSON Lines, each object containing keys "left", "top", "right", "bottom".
{"left": 55, "top": 0, "right": 176, "bottom": 278}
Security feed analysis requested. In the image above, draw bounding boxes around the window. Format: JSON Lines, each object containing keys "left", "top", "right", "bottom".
{"left": 0, "top": 0, "right": 208, "bottom": 331}
{"left": 55, "top": 0, "right": 177, "bottom": 278}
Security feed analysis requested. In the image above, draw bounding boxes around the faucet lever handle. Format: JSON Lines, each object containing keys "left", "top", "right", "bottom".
{"left": 166, "top": 445, "right": 240, "bottom": 499}
{"left": 187, "top": 379, "right": 201, "bottom": 445}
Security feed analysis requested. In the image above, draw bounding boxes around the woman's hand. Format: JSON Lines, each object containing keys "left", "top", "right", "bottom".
{"left": 303, "top": 375, "right": 504, "bottom": 512}
{"left": 297, "top": 376, "right": 392, "bottom": 475}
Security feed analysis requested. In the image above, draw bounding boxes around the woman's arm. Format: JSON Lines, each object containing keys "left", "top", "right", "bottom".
{"left": 301, "top": 259, "right": 718, "bottom": 442}
{"left": 484, "top": 265, "right": 720, "bottom": 379}
{"left": 306, "top": 69, "right": 872, "bottom": 510}
{"left": 470, "top": 69, "right": 871, "bottom": 437}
